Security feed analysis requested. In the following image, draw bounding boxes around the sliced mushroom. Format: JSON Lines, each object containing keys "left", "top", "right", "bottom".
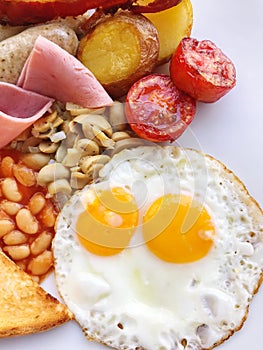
{"left": 76, "top": 138, "right": 100, "bottom": 156}
{"left": 79, "top": 154, "right": 110, "bottom": 175}
{"left": 62, "top": 148, "right": 82, "bottom": 167}
{"left": 37, "top": 163, "right": 70, "bottom": 186}
{"left": 48, "top": 179, "right": 72, "bottom": 195}
{"left": 39, "top": 141, "right": 59, "bottom": 154}
{"left": 92, "top": 125, "right": 115, "bottom": 149}
{"left": 52, "top": 116, "right": 64, "bottom": 128}
{"left": 109, "top": 138, "right": 149, "bottom": 156}
{"left": 108, "top": 101, "right": 127, "bottom": 131}
{"left": 66, "top": 102, "right": 106, "bottom": 116}
{"left": 111, "top": 131, "right": 131, "bottom": 142}
{"left": 21, "top": 137, "right": 41, "bottom": 153}
{"left": 70, "top": 171, "right": 91, "bottom": 189}
{"left": 32, "top": 111, "right": 58, "bottom": 133}
{"left": 75, "top": 114, "right": 113, "bottom": 137}
{"left": 55, "top": 142, "right": 67, "bottom": 163}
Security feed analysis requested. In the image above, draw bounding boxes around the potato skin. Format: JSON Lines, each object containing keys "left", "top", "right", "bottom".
{"left": 0, "top": 23, "right": 79, "bottom": 84}
{"left": 77, "top": 10, "right": 160, "bottom": 98}
{"left": 144, "top": 0, "right": 193, "bottom": 65}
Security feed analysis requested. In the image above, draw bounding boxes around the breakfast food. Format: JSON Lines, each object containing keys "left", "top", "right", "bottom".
{"left": 0, "top": 0, "right": 252, "bottom": 347}
{"left": 0, "top": 24, "right": 25, "bottom": 41}
{"left": 131, "top": 0, "right": 182, "bottom": 13}
{"left": 125, "top": 74, "right": 196, "bottom": 142}
{"left": 0, "top": 0, "right": 129, "bottom": 25}
{"left": 17, "top": 36, "right": 113, "bottom": 108}
{"left": 0, "top": 150, "right": 58, "bottom": 282}
{"left": 0, "top": 0, "right": 183, "bottom": 25}
{"left": 0, "top": 251, "right": 73, "bottom": 337}
{"left": 77, "top": 10, "right": 160, "bottom": 98}
{"left": 0, "top": 82, "right": 54, "bottom": 148}
{"left": 8, "top": 101, "right": 146, "bottom": 205}
{"left": 0, "top": 22, "right": 78, "bottom": 84}
{"left": 144, "top": 0, "right": 193, "bottom": 64}
{"left": 53, "top": 145, "right": 263, "bottom": 350}
{"left": 170, "top": 37, "right": 237, "bottom": 102}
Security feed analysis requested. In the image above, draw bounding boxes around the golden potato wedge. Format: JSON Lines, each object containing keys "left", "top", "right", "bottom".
{"left": 77, "top": 10, "right": 159, "bottom": 98}
{"left": 144, "top": 0, "right": 193, "bottom": 64}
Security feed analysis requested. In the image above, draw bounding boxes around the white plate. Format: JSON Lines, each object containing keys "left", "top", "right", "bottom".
{"left": 2, "top": 0, "right": 263, "bottom": 349}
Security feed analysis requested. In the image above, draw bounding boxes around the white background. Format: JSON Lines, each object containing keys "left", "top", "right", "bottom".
{"left": 2, "top": 0, "right": 263, "bottom": 349}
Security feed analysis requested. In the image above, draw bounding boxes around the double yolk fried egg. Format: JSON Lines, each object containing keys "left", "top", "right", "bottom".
{"left": 53, "top": 146, "right": 263, "bottom": 350}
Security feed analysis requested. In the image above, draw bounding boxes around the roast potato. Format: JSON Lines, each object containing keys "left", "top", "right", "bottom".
{"left": 77, "top": 10, "right": 160, "bottom": 98}
{"left": 144, "top": 0, "right": 193, "bottom": 64}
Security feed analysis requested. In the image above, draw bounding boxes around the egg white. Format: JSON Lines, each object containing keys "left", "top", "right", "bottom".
{"left": 53, "top": 146, "right": 263, "bottom": 350}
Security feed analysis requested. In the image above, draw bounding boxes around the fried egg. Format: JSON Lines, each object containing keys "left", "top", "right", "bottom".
{"left": 53, "top": 146, "right": 263, "bottom": 350}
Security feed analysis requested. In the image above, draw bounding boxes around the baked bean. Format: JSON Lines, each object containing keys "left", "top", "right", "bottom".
{"left": 20, "top": 153, "right": 50, "bottom": 171}
{"left": 30, "top": 231, "right": 53, "bottom": 256}
{"left": 1, "top": 200, "right": 21, "bottom": 216}
{"left": 3, "top": 244, "right": 30, "bottom": 260}
{"left": 3, "top": 230, "right": 28, "bottom": 245}
{"left": 13, "top": 163, "right": 36, "bottom": 187}
{"left": 0, "top": 156, "right": 14, "bottom": 177}
{"left": 0, "top": 219, "right": 15, "bottom": 238}
{"left": 16, "top": 208, "right": 38, "bottom": 234}
{"left": 38, "top": 203, "right": 56, "bottom": 228}
{"left": 28, "top": 250, "right": 53, "bottom": 275}
{"left": 28, "top": 193, "right": 46, "bottom": 215}
{"left": 0, "top": 208, "right": 9, "bottom": 219}
{"left": 0, "top": 150, "right": 57, "bottom": 282}
{"left": 2, "top": 177, "right": 22, "bottom": 202}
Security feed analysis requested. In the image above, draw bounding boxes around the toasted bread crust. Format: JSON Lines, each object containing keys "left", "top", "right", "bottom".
{"left": 0, "top": 251, "right": 74, "bottom": 338}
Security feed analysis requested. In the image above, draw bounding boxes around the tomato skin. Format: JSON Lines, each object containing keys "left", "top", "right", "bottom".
{"left": 170, "top": 38, "right": 236, "bottom": 103}
{"left": 125, "top": 74, "right": 196, "bottom": 142}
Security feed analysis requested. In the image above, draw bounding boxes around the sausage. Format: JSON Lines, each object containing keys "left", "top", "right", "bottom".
{"left": 0, "top": 22, "right": 79, "bottom": 84}
{"left": 0, "top": 24, "right": 27, "bottom": 41}
{"left": 0, "top": 11, "right": 92, "bottom": 42}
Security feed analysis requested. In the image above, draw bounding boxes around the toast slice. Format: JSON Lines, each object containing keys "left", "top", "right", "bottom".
{"left": 0, "top": 251, "right": 74, "bottom": 337}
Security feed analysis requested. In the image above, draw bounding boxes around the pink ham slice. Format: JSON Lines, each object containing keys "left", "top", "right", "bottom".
{"left": 0, "top": 82, "right": 54, "bottom": 149}
{"left": 18, "top": 36, "right": 113, "bottom": 108}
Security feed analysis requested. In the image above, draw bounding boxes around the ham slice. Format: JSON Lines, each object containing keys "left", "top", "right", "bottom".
{"left": 18, "top": 36, "right": 113, "bottom": 108}
{"left": 0, "top": 82, "right": 54, "bottom": 148}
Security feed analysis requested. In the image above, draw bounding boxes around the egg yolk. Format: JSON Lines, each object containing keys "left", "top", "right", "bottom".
{"left": 143, "top": 194, "right": 215, "bottom": 263}
{"left": 76, "top": 187, "right": 138, "bottom": 256}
